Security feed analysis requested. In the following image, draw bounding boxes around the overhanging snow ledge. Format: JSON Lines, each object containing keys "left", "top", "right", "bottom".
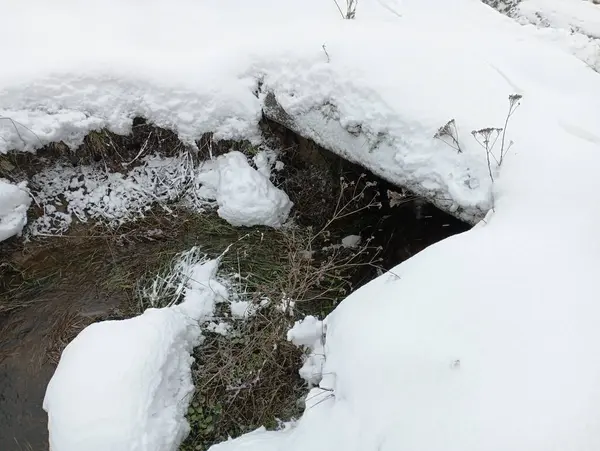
{"left": 262, "top": 91, "right": 489, "bottom": 225}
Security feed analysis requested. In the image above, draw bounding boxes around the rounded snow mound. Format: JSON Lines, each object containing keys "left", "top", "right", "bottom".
{"left": 43, "top": 308, "right": 199, "bottom": 451}
{"left": 0, "top": 179, "right": 31, "bottom": 242}
{"left": 44, "top": 258, "right": 227, "bottom": 451}
{"left": 198, "top": 151, "right": 293, "bottom": 228}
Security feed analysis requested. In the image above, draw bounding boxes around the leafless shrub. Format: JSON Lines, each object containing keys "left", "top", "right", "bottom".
{"left": 181, "top": 175, "right": 384, "bottom": 450}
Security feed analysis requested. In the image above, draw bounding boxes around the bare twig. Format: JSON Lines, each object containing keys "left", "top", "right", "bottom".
{"left": 0, "top": 116, "right": 43, "bottom": 149}
{"left": 122, "top": 131, "right": 153, "bottom": 167}
{"left": 499, "top": 94, "right": 522, "bottom": 165}
{"left": 331, "top": 0, "right": 346, "bottom": 18}
{"left": 471, "top": 94, "right": 523, "bottom": 186}
{"left": 471, "top": 127, "right": 502, "bottom": 183}
{"left": 322, "top": 44, "right": 331, "bottom": 63}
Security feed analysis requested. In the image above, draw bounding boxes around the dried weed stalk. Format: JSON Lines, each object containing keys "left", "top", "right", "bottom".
{"left": 332, "top": 0, "right": 358, "bottom": 19}
{"left": 434, "top": 119, "right": 462, "bottom": 153}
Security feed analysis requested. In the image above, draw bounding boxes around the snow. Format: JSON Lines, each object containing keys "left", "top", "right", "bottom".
{"left": 252, "top": 150, "right": 280, "bottom": 179}
{"left": 341, "top": 235, "right": 361, "bottom": 249}
{"left": 507, "top": 0, "right": 600, "bottom": 72}
{"left": 1, "top": 0, "right": 598, "bottom": 449}
{"left": 198, "top": 151, "right": 293, "bottom": 228}
{"left": 0, "top": 179, "right": 31, "bottom": 242}
{"left": 30, "top": 154, "right": 200, "bottom": 234}
{"left": 206, "top": 1, "right": 600, "bottom": 451}
{"left": 287, "top": 316, "right": 327, "bottom": 386}
{"left": 43, "top": 256, "right": 228, "bottom": 451}
{"left": 206, "top": 322, "right": 232, "bottom": 336}
{"left": 230, "top": 300, "right": 259, "bottom": 319}
{"left": 519, "top": 0, "right": 600, "bottom": 38}
{"left": 0, "top": 0, "right": 500, "bottom": 224}
{"left": 27, "top": 150, "right": 291, "bottom": 235}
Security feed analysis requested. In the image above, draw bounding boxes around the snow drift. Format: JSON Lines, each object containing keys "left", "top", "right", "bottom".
{"left": 43, "top": 257, "right": 229, "bottom": 451}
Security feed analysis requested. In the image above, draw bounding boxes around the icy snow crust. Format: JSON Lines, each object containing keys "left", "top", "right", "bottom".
{"left": 29, "top": 150, "right": 290, "bottom": 233}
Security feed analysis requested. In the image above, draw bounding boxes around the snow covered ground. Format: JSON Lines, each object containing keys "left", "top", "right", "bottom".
{"left": 518, "top": 0, "right": 600, "bottom": 38}
{"left": 510, "top": 0, "right": 600, "bottom": 71}
{"left": 42, "top": 248, "right": 263, "bottom": 451}
{"left": 2, "top": 0, "right": 600, "bottom": 449}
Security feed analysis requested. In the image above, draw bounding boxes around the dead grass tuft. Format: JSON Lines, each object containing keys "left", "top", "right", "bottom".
{"left": 178, "top": 174, "right": 383, "bottom": 451}
{"left": 184, "top": 311, "right": 304, "bottom": 450}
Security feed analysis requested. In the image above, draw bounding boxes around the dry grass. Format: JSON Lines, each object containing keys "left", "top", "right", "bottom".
{"left": 178, "top": 175, "right": 383, "bottom": 451}
{"left": 0, "top": 209, "right": 276, "bottom": 365}
{"left": 183, "top": 311, "right": 304, "bottom": 450}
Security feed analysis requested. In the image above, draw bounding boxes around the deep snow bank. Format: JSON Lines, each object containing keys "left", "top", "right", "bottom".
{"left": 2, "top": 1, "right": 598, "bottom": 224}
{"left": 209, "top": 0, "right": 600, "bottom": 450}
{"left": 0, "top": 0, "right": 511, "bottom": 224}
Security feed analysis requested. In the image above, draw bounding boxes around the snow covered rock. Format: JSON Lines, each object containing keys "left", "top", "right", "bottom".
{"left": 44, "top": 258, "right": 228, "bottom": 451}
{"left": 198, "top": 151, "right": 292, "bottom": 228}
{"left": 0, "top": 179, "right": 31, "bottom": 242}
